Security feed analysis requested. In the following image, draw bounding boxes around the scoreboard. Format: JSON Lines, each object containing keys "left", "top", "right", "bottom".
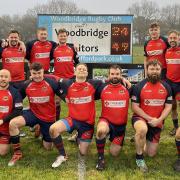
{"left": 111, "top": 24, "right": 131, "bottom": 55}
{"left": 38, "top": 14, "right": 133, "bottom": 64}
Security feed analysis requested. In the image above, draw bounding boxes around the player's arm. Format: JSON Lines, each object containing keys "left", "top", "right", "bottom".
{"left": 1, "top": 89, "right": 23, "bottom": 124}
{"left": 25, "top": 40, "right": 36, "bottom": 60}
{"left": 144, "top": 41, "right": 148, "bottom": 78}
{"left": 131, "top": 83, "right": 153, "bottom": 121}
{"left": 157, "top": 82, "right": 172, "bottom": 122}
{"left": 89, "top": 79, "right": 104, "bottom": 100}
{"left": 50, "top": 41, "right": 57, "bottom": 60}
{"left": 71, "top": 45, "right": 79, "bottom": 65}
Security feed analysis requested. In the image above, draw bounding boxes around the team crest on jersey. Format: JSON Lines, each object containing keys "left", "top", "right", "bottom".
{"left": 84, "top": 87, "right": 88, "bottom": 91}
{"left": 176, "top": 51, "right": 180, "bottom": 55}
{"left": 42, "top": 86, "right": 48, "bottom": 92}
{"left": 3, "top": 96, "right": 9, "bottom": 101}
{"left": 119, "top": 90, "right": 125, "bottom": 94}
{"left": 159, "top": 89, "right": 165, "bottom": 94}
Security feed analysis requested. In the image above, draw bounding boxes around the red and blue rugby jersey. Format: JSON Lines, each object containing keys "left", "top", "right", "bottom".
{"left": 165, "top": 47, "right": 180, "bottom": 82}
{"left": 59, "top": 79, "right": 102, "bottom": 125}
{"left": 98, "top": 83, "right": 130, "bottom": 125}
{"left": 21, "top": 77, "right": 62, "bottom": 122}
{"left": 144, "top": 36, "right": 169, "bottom": 69}
{"left": 26, "top": 40, "right": 57, "bottom": 71}
{"left": 131, "top": 79, "right": 172, "bottom": 128}
{"left": 53, "top": 44, "right": 79, "bottom": 78}
{"left": 0, "top": 86, "right": 23, "bottom": 135}
{"left": 1, "top": 47, "right": 25, "bottom": 81}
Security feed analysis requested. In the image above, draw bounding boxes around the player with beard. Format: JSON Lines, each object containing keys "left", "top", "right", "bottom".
{"left": 164, "top": 30, "right": 180, "bottom": 171}
{"left": 0, "top": 30, "right": 26, "bottom": 89}
{"left": 131, "top": 60, "right": 172, "bottom": 172}
{"left": 95, "top": 65, "right": 131, "bottom": 170}
{"left": 0, "top": 69, "right": 23, "bottom": 156}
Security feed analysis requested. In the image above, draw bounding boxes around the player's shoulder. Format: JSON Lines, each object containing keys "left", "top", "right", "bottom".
{"left": 135, "top": 79, "right": 148, "bottom": 89}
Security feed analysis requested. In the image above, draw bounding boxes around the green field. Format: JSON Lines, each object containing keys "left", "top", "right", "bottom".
{"left": 1, "top": 46, "right": 180, "bottom": 180}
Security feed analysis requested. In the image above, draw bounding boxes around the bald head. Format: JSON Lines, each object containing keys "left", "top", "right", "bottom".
{"left": 0, "top": 69, "right": 11, "bottom": 89}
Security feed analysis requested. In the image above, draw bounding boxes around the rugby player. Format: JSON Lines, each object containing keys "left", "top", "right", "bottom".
{"left": 132, "top": 60, "right": 172, "bottom": 172}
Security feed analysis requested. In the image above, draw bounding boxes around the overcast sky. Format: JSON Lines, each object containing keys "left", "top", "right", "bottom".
{"left": 0, "top": 0, "right": 180, "bottom": 16}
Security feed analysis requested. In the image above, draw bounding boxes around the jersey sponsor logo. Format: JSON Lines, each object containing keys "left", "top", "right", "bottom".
{"left": 0, "top": 106, "right": 9, "bottom": 113}
{"left": 104, "top": 100, "right": 126, "bottom": 108}
{"left": 2, "top": 96, "right": 9, "bottom": 101}
{"left": 166, "top": 59, "right": 180, "bottom": 64}
{"left": 29, "top": 96, "right": 50, "bottom": 103}
{"left": 5, "top": 57, "right": 24, "bottom": 63}
{"left": 56, "top": 56, "right": 72, "bottom": 62}
{"left": 145, "top": 90, "right": 152, "bottom": 92}
{"left": 144, "top": 99, "right": 165, "bottom": 106}
{"left": 35, "top": 52, "right": 50, "bottom": 58}
{"left": 105, "top": 91, "right": 112, "bottom": 94}
{"left": 147, "top": 50, "right": 163, "bottom": 56}
{"left": 69, "top": 96, "right": 92, "bottom": 104}
{"left": 15, "top": 103, "right": 23, "bottom": 108}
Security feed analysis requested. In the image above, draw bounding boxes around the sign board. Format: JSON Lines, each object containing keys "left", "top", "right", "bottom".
{"left": 38, "top": 14, "right": 133, "bottom": 64}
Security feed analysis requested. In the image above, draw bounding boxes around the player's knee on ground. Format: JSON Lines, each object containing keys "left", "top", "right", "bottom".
{"left": 175, "top": 127, "right": 180, "bottom": 140}
{"left": 0, "top": 146, "right": 9, "bottom": 156}
{"left": 110, "top": 145, "right": 121, "bottom": 157}
{"left": 147, "top": 149, "right": 157, "bottom": 157}
{"left": 43, "top": 141, "right": 53, "bottom": 151}
{"left": 79, "top": 147, "right": 88, "bottom": 156}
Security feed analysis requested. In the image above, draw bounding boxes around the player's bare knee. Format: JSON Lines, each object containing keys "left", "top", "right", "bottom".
{"left": 0, "top": 149, "right": 8, "bottom": 156}
{"left": 147, "top": 150, "right": 157, "bottom": 157}
{"left": 110, "top": 148, "right": 120, "bottom": 157}
{"left": 96, "top": 128, "right": 107, "bottom": 139}
{"left": 79, "top": 148, "right": 88, "bottom": 156}
{"left": 136, "top": 128, "right": 147, "bottom": 139}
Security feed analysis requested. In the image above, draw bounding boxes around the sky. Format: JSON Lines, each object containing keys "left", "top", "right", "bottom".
{"left": 0, "top": 0, "right": 180, "bottom": 16}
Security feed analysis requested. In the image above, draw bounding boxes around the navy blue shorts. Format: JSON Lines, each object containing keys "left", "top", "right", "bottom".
{"left": 132, "top": 116, "right": 161, "bottom": 143}
{"left": 99, "top": 118, "right": 126, "bottom": 146}
{"left": 61, "top": 117, "right": 94, "bottom": 142}
{"left": 165, "top": 78, "right": 180, "bottom": 100}
{"left": 23, "top": 110, "right": 54, "bottom": 142}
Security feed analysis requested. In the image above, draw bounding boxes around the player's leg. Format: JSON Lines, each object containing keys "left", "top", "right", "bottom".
{"left": 95, "top": 119, "right": 110, "bottom": 170}
{"left": 0, "top": 135, "right": 10, "bottom": 156}
{"left": 133, "top": 118, "right": 148, "bottom": 172}
{"left": 170, "top": 99, "right": 178, "bottom": 136}
{"left": 173, "top": 127, "right": 180, "bottom": 171}
{"left": 8, "top": 110, "right": 37, "bottom": 166}
{"left": 109, "top": 124, "right": 126, "bottom": 157}
{"left": 38, "top": 120, "right": 54, "bottom": 150}
{"left": 144, "top": 126, "right": 161, "bottom": 157}
{"left": 49, "top": 117, "right": 73, "bottom": 168}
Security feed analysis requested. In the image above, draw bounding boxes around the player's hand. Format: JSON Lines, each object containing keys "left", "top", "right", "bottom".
{"left": 74, "top": 44, "right": 79, "bottom": 52}
{"left": 18, "top": 40, "right": 26, "bottom": 53}
{"left": 0, "top": 119, "right": 4, "bottom": 125}
{"left": 1, "top": 39, "right": 9, "bottom": 48}
{"left": 148, "top": 118, "right": 160, "bottom": 127}
{"left": 122, "top": 78, "right": 131, "bottom": 89}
